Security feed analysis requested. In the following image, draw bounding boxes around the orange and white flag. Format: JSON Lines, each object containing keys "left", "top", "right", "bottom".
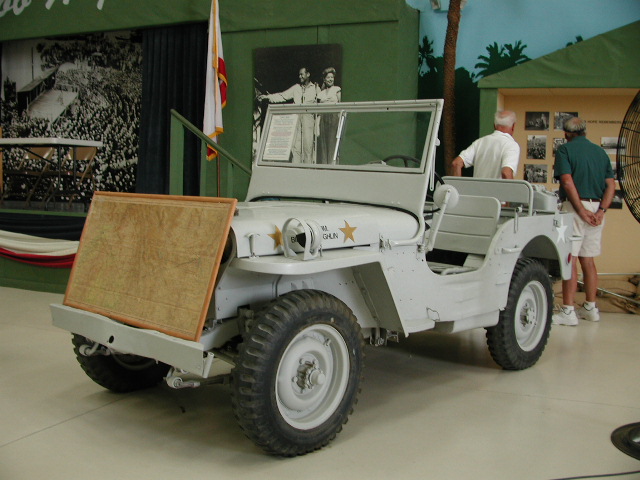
{"left": 203, "top": 0, "right": 227, "bottom": 160}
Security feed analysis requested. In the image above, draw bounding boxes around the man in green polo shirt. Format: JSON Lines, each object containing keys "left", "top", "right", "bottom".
{"left": 552, "top": 116, "right": 615, "bottom": 326}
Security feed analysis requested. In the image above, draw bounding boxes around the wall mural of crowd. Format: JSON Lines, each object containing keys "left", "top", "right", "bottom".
{"left": 1, "top": 31, "right": 141, "bottom": 205}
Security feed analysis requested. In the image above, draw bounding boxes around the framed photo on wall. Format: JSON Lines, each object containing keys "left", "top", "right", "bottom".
{"left": 525, "top": 111, "right": 550, "bottom": 131}
{"left": 527, "top": 135, "right": 547, "bottom": 159}
{"left": 554, "top": 112, "right": 578, "bottom": 130}
{"left": 611, "top": 190, "right": 624, "bottom": 209}
{"left": 524, "top": 163, "right": 549, "bottom": 183}
{"left": 552, "top": 137, "right": 566, "bottom": 157}
{"left": 601, "top": 136, "right": 624, "bottom": 155}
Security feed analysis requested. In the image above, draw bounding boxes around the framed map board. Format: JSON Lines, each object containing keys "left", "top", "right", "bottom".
{"left": 64, "top": 192, "right": 237, "bottom": 341}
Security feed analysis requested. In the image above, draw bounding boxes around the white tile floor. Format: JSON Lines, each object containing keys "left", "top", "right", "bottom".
{"left": 1, "top": 285, "right": 639, "bottom": 480}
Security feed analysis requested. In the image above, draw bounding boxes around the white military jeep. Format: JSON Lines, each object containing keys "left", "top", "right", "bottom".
{"left": 52, "top": 100, "right": 573, "bottom": 456}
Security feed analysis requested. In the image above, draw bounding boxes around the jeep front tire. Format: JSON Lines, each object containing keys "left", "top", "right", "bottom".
{"left": 231, "top": 290, "right": 364, "bottom": 456}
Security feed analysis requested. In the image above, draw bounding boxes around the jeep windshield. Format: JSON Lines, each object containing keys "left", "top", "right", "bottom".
{"left": 247, "top": 100, "right": 443, "bottom": 219}
{"left": 256, "top": 100, "right": 441, "bottom": 171}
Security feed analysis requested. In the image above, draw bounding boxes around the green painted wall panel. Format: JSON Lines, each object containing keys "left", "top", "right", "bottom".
{"left": 0, "top": 0, "right": 408, "bottom": 42}
{"left": 0, "top": 257, "right": 70, "bottom": 293}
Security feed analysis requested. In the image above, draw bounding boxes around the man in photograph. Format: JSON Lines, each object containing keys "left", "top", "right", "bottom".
{"left": 258, "top": 67, "right": 318, "bottom": 163}
{"left": 451, "top": 110, "right": 519, "bottom": 179}
{"left": 552, "top": 116, "right": 615, "bottom": 326}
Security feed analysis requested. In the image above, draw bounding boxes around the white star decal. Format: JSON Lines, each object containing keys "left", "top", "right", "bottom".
{"left": 555, "top": 220, "right": 568, "bottom": 244}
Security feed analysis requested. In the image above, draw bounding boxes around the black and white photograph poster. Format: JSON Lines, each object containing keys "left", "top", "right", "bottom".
{"left": 253, "top": 44, "right": 342, "bottom": 163}
{"left": 525, "top": 111, "right": 550, "bottom": 131}
{"left": 527, "top": 135, "right": 547, "bottom": 159}
{"left": 524, "top": 163, "right": 549, "bottom": 183}
{"left": 601, "top": 136, "right": 625, "bottom": 155}
{"left": 554, "top": 111, "right": 578, "bottom": 130}
{"left": 552, "top": 137, "right": 566, "bottom": 157}
{"left": 611, "top": 189, "right": 624, "bottom": 209}
{"left": 1, "top": 31, "right": 142, "bottom": 199}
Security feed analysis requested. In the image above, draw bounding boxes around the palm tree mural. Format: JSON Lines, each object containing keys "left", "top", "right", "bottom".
{"left": 418, "top": 35, "right": 435, "bottom": 74}
{"left": 566, "top": 35, "right": 584, "bottom": 47}
{"left": 418, "top": 33, "right": 478, "bottom": 177}
{"left": 442, "top": 0, "right": 462, "bottom": 175}
{"left": 474, "top": 40, "right": 530, "bottom": 79}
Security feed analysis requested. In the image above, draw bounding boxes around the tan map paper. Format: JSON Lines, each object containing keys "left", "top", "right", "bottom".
{"left": 64, "top": 192, "right": 237, "bottom": 341}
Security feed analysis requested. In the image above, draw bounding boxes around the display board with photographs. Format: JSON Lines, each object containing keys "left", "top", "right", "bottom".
{"left": 523, "top": 111, "right": 554, "bottom": 184}
{"left": 523, "top": 111, "right": 569, "bottom": 184}
{"left": 524, "top": 110, "right": 582, "bottom": 185}
{"left": 522, "top": 109, "right": 621, "bottom": 211}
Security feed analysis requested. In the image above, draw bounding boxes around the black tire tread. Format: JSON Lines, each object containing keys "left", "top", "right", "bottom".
{"left": 486, "top": 258, "right": 552, "bottom": 370}
{"left": 231, "top": 290, "right": 364, "bottom": 456}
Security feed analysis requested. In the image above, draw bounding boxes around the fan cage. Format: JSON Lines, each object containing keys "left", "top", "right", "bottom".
{"left": 617, "top": 90, "right": 640, "bottom": 223}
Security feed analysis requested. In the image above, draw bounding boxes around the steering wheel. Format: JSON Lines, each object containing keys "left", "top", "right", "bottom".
{"left": 381, "top": 154, "right": 421, "bottom": 168}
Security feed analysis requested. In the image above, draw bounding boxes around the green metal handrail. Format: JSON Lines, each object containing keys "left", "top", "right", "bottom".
{"left": 169, "top": 109, "right": 251, "bottom": 196}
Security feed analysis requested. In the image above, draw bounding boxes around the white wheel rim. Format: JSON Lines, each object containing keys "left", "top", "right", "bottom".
{"left": 515, "top": 280, "right": 547, "bottom": 352}
{"left": 276, "top": 323, "right": 350, "bottom": 430}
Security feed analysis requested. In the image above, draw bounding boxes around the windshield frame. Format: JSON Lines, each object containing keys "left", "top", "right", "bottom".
{"left": 255, "top": 100, "right": 439, "bottom": 174}
{"left": 247, "top": 100, "right": 443, "bottom": 221}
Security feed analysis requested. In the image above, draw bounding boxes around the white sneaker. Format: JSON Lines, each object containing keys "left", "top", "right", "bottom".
{"left": 577, "top": 304, "right": 600, "bottom": 322}
{"left": 552, "top": 307, "right": 579, "bottom": 326}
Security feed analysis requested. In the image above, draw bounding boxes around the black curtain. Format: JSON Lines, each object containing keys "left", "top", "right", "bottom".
{"left": 137, "top": 23, "right": 208, "bottom": 195}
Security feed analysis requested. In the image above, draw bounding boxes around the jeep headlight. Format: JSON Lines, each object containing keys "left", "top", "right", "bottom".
{"left": 282, "top": 218, "right": 322, "bottom": 260}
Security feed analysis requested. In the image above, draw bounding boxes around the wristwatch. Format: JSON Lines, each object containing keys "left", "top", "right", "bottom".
{"left": 598, "top": 206, "right": 607, "bottom": 212}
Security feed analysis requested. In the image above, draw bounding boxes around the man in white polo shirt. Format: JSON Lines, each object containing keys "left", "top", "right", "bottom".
{"left": 451, "top": 110, "right": 520, "bottom": 179}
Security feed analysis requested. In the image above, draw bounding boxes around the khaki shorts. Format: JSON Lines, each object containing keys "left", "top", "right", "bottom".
{"left": 563, "top": 200, "right": 604, "bottom": 257}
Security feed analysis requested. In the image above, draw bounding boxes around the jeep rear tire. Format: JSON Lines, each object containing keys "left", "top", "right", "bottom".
{"left": 71, "top": 334, "right": 170, "bottom": 392}
{"left": 231, "top": 290, "right": 364, "bottom": 456}
{"left": 486, "top": 258, "right": 552, "bottom": 370}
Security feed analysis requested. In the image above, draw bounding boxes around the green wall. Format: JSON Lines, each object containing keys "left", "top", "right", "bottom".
{"left": 0, "top": 255, "right": 70, "bottom": 293}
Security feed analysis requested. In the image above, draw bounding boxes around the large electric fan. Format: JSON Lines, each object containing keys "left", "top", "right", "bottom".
{"left": 610, "top": 90, "right": 640, "bottom": 462}
{"left": 617, "top": 90, "right": 640, "bottom": 223}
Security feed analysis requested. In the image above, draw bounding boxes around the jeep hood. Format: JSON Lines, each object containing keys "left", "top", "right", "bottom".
{"left": 231, "top": 201, "right": 419, "bottom": 258}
